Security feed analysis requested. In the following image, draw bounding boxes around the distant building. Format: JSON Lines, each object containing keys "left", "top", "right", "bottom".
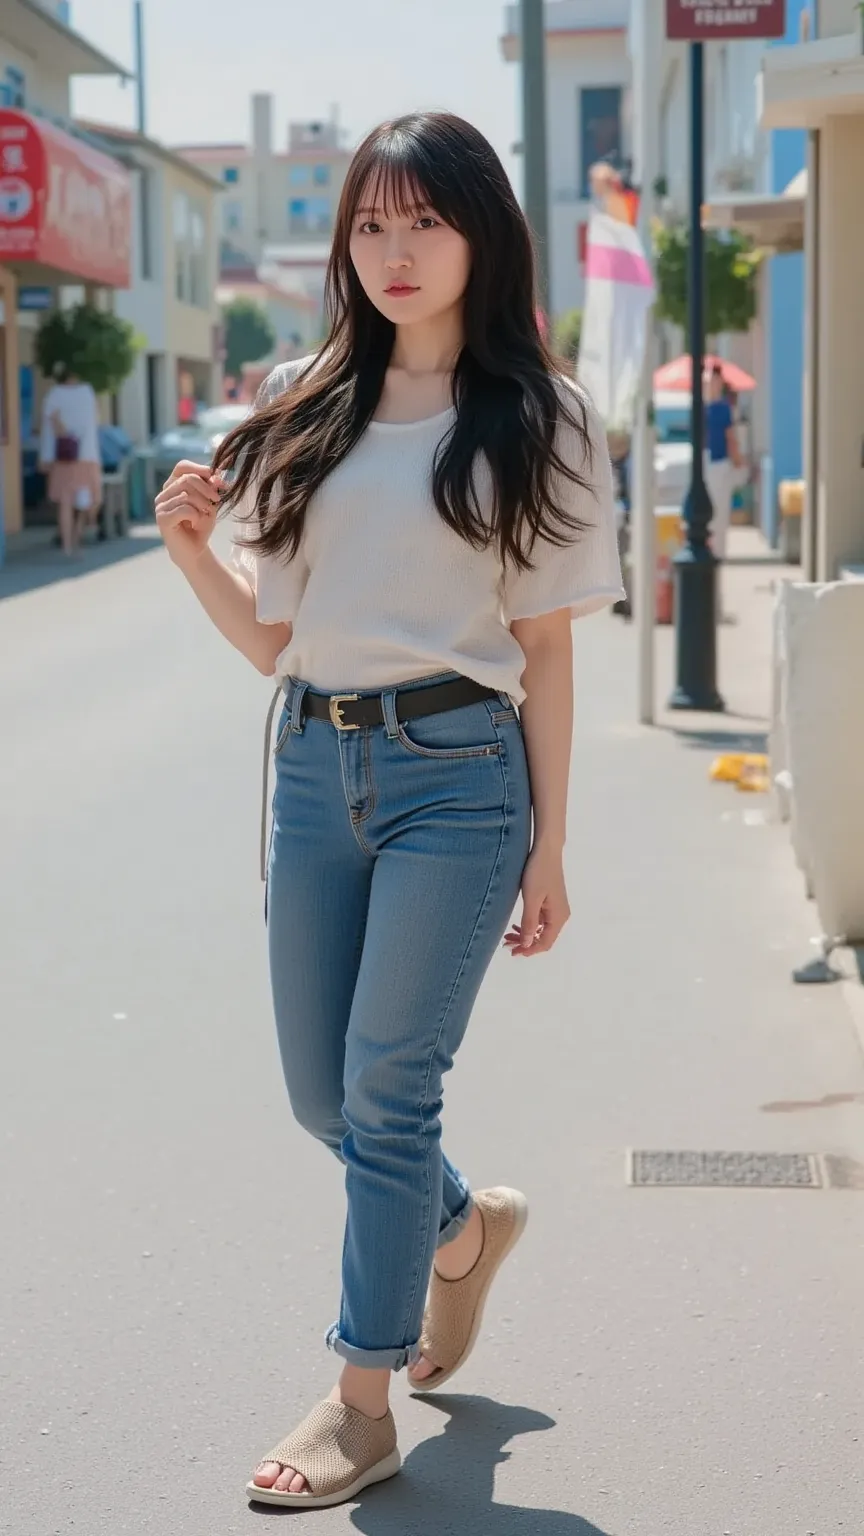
{"left": 177, "top": 96, "right": 353, "bottom": 277}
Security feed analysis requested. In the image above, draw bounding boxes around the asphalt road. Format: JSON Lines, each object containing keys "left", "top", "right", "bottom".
{"left": 2, "top": 532, "right": 862, "bottom": 1535}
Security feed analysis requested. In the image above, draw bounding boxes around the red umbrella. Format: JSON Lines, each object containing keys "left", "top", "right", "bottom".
{"left": 654, "top": 354, "right": 756, "bottom": 393}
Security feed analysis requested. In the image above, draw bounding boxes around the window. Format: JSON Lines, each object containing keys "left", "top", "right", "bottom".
{"left": 223, "top": 166, "right": 239, "bottom": 184}
{"left": 173, "top": 192, "right": 209, "bottom": 307}
{"left": 0, "top": 66, "right": 26, "bottom": 109}
{"left": 289, "top": 165, "right": 310, "bottom": 187}
{"left": 223, "top": 199, "right": 242, "bottom": 234}
{"left": 579, "top": 86, "right": 623, "bottom": 198}
{"left": 139, "top": 169, "right": 153, "bottom": 281}
{"left": 288, "top": 195, "right": 330, "bottom": 233}
{"left": 312, "top": 164, "right": 330, "bottom": 186}
{"left": 146, "top": 354, "right": 161, "bottom": 438}
{"left": 190, "top": 204, "right": 208, "bottom": 307}
{"left": 173, "top": 192, "right": 189, "bottom": 300}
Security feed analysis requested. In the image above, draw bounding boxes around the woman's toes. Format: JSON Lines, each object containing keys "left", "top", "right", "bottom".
{"left": 409, "top": 1356, "right": 436, "bottom": 1382}
{"left": 272, "top": 1466, "right": 308, "bottom": 1494}
{"left": 253, "top": 1461, "right": 282, "bottom": 1488}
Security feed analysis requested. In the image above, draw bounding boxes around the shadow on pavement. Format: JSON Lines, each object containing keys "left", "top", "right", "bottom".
{"left": 666, "top": 726, "right": 768, "bottom": 755}
{"left": 0, "top": 529, "right": 162, "bottom": 601}
{"left": 348, "top": 1395, "right": 614, "bottom": 1536}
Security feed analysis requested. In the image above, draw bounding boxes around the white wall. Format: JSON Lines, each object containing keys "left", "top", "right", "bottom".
{"left": 545, "top": 30, "right": 631, "bottom": 315}
{"left": 659, "top": 36, "right": 767, "bottom": 216}
{"left": 0, "top": 36, "right": 70, "bottom": 118}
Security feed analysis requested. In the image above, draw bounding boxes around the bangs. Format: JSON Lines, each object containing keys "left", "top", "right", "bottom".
{"left": 345, "top": 132, "right": 464, "bottom": 229}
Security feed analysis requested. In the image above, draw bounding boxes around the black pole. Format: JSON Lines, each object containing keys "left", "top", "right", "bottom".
{"left": 669, "top": 41, "right": 724, "bottom": 713}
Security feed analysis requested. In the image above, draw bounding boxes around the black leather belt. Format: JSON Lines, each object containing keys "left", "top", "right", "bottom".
{"left": 301, "top": 676, "right": 500, "bottom": 732}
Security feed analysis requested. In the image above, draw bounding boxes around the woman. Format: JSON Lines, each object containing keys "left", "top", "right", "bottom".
{"left": 155, "top": 112, "right": 622, "bottom": 1510}
{"left": 39, "top": 363, "right": 101, "bottom": 557}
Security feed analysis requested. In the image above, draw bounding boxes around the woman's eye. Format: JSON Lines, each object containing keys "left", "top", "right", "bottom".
{"left": 359, "top": 221, "right": 381, "bottom": 235}
{"left": 415, "top": 216, "right": 438, "bottom": 230}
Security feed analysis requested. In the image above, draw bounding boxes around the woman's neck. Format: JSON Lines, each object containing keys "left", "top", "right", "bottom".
{"left": 390, "top": 308, "right": 464, "bottom": 376}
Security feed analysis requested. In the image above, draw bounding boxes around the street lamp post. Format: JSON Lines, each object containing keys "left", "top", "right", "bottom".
{"left": 520, "top": 0, "right": 550, "bottom": 315}
{"left": 668, "top": 41, "right": 724, "bottom": 713}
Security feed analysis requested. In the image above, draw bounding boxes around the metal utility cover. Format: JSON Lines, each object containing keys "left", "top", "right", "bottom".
{"left": 629, "top": 1150, "right": 822, "bottom": 1189}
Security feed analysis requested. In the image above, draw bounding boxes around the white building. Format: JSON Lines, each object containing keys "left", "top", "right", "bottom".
{"left": 501, "top": 0, "right": 631, "bottom": 318}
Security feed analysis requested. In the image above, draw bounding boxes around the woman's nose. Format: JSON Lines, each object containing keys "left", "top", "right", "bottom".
{"left": 384, "top": 242, "right": 413, "bottom": 269}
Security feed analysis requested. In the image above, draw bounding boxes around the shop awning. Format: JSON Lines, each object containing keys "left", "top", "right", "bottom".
{"left": 702, "top": 171, "right": 806, "bottom": 254}
{"left": 0, "top": 109, "right": 132, "bottom": 288}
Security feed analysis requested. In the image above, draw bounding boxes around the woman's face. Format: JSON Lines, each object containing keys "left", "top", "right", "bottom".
{"left": 349, "top": 190, "right": 471, "bottom": 329}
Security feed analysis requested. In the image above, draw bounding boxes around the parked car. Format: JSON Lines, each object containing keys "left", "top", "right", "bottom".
{"left": 149, "top": 403, "right": 251, "bottom": 483}
{"left": 653, "top": 390, "right": 693, "bottom": 508}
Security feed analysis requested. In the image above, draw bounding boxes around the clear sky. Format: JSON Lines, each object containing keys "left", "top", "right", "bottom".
{"left": 70, "top": 0, "right": 520, "bottom": 184}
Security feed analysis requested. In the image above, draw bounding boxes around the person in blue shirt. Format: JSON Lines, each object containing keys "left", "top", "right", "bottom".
{"left": 704, "top": 364, "right": 742, "bottom": 562}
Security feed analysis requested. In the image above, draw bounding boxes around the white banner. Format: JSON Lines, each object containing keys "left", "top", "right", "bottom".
{"left": 577, "top": 212, "right": 655, "bottom": 433}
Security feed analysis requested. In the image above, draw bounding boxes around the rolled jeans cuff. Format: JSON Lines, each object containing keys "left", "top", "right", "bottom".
{"left": 326, "top": 1325, "right": 413, "bottom": 1372}
{"left": 437, "top": 1191, "right": 475, "bottom": 1249}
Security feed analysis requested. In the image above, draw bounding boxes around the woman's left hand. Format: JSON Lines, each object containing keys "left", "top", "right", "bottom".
{"left": 504, "top": 843, "right": 570, "bottom": 957}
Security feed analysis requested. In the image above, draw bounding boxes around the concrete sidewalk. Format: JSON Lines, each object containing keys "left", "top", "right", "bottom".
{"left": 1, "top": 527, "right": 863, "bottom": 1534}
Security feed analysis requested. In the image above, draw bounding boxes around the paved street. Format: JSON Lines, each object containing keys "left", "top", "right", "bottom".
{"left": 2, "top": 532, "right": 863, "bottom": 1535}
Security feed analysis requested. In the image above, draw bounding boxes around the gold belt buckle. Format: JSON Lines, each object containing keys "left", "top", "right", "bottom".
{"left": 329, "top": 693, "right": 360, "bottom": 730}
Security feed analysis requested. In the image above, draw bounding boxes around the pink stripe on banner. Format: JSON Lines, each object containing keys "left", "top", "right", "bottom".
{"left": 585, "top": 243, "right": 653, "bottom": 288}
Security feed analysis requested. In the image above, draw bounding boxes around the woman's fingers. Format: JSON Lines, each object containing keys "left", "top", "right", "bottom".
{"left": 164, "top": 459, "right": 217, "bottom": 487}
{"left": 157, "top": 472, "right": 221, "bottom": 510}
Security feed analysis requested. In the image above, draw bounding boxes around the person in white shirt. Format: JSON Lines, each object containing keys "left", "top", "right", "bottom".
{"left": 155, "top": 111, "right": 622, "bottom": 1511}
{"left": 39, "top": 363, "right": 102, "bottom": 557}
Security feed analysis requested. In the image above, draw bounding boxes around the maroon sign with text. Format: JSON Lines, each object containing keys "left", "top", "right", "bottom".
{"left": 666, "top": 0, "right": 786, "bottom": 40}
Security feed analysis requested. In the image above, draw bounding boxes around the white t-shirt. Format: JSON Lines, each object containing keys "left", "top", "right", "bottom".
{"left": 40, "top": 382, "right": 100, "bottom": 465}
{"left": 231, "top": 358, "right": 623, "bottom": 705}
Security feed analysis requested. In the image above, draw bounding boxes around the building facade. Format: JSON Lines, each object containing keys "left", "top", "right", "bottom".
{"left": 177, "top": 96, "right": 353, "bottom": 274}
{"left": 501, "top": 0, "right": 632, "bottom": 319}
{"left": 0, "top": 0, "right": 132, "bottom": 551}
{"left": 78, "top": 122, "right": 223, "bottom": 441}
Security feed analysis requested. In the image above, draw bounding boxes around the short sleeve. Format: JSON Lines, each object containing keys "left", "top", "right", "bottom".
{"left": 502, "top": 382, "right": 624, "bottom": 623}
{"left": 228, "top": 358, "right": 316, "bottom": 624}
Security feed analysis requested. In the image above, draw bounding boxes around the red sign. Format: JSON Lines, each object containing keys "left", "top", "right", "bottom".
{"left": 666, "top": 0, "right": 786, "bottom": 40}
{"left": 0, "top": 110, "right": 131, "bottom": 288}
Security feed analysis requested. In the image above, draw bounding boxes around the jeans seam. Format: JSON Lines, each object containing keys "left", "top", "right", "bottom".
{"left": 351, "top": 728, "right": 377, "bottom": 828}
{"left": 397, "top": 747, "right": 511, "bottom": 1343}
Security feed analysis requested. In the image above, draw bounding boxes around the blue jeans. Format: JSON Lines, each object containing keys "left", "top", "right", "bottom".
{"left": 266, "top": 672, "right": 532, "bottom": 1370}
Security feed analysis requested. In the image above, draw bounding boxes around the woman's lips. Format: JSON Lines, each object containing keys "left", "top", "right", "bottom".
{"left": 385, "top": 284, "right": 419, "bottom": 296}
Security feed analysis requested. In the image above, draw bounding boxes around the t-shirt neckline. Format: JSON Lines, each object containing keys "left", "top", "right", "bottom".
{"left": 368, "top": 405, "right": 456, "bottom": 432}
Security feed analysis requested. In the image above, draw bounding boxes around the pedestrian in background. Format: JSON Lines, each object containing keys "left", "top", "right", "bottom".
{"left": 704, "top": 361, "right": 742, "bottom": 563}
{"left": 39, "top": 363, "right": 101, "bottom": 558}
{"left": 155, "top": 111, "right": 622, "bottom": 1511}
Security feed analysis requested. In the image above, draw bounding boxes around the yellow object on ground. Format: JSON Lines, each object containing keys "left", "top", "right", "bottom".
{"left": 710, "top": 753, "right": 770, "bottom": 791}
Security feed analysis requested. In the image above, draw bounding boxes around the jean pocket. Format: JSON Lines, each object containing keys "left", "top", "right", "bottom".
{"left": 274, "top": 707, "right": 292, "bottom": 756}
{"left": 396, "top": 702, "right": 503, "bottom": 760}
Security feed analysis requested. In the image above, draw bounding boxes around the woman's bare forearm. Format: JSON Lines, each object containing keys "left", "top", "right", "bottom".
{"left": 175, "top": 547, "right": 291, "bottom": 675}
{"left": 511, "top": 611, "right": 574, "bottom": 849}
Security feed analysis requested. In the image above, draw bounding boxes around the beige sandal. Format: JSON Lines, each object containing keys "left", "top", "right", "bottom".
{"left": 408, "top": 1186, "right": 529, "bottom": 1393}
{"left": 246, "top": 1400, "right": 401, "bottom": 1509}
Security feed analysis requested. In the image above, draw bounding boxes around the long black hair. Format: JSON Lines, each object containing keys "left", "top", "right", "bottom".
{"left": 215, "top": 112, "right": 594, "bottom": 572}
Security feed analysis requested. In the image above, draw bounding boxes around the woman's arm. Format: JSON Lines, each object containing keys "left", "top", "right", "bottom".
{"left": 156, "top": 459, "right": 290, "bottom": 676}
{"left": 505, "top": 609, "right": 573, "bottom": 956}
{"left": 180, "top": 546, "right": 291, "bottom": 676}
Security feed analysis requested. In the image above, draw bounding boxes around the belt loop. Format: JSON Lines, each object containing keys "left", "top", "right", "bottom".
{"left": 290, "top": 679, "right": 309, "bottom": 734}
{"left": 381, "top": 688, "right": 399, "bottom": 740}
